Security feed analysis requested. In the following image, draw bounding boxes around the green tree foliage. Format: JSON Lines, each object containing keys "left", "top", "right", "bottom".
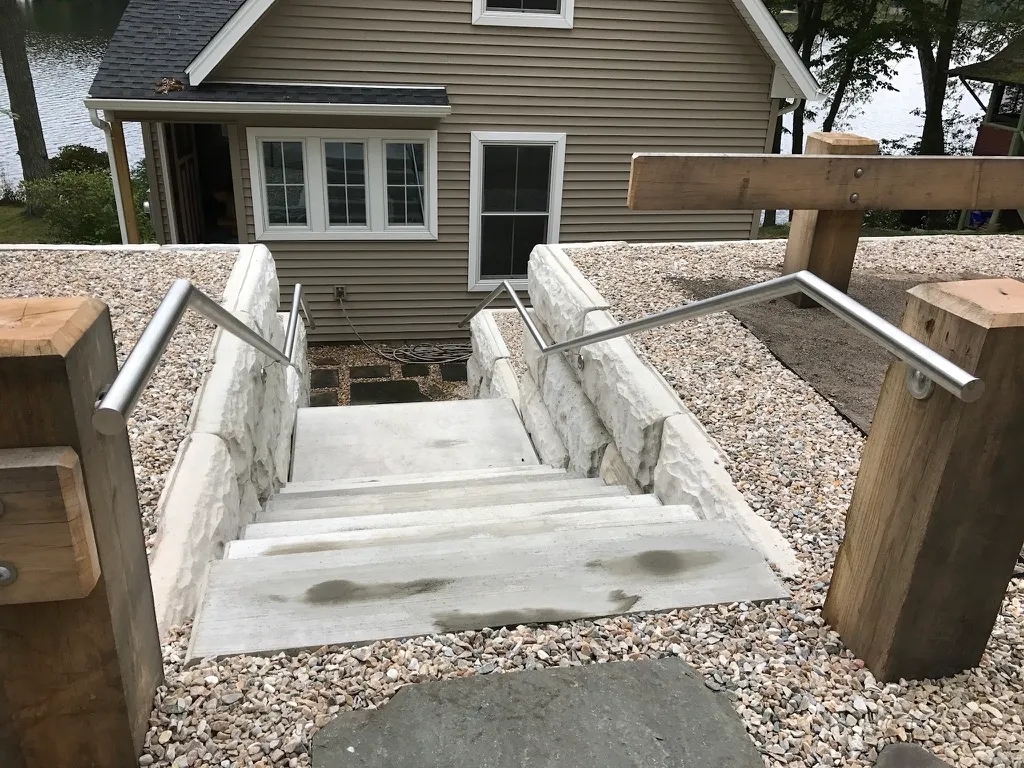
{"left": 49, "top": 144, "right": 110, "bottom": 174}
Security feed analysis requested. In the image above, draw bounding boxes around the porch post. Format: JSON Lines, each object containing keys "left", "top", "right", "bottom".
{"left": 823, "top": 278, "right": 1024, "bottom": 681}
{"left": 0, "top": 297, "right": 162, "bottom": 765}
{"left": 782, "top": 132, "right": 879, "bottom": 307}
{"left": 108, "top": 116, "right": 140, "bottom": 244}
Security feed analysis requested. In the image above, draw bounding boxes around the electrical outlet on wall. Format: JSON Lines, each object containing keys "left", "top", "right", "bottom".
{"left": 333, "top": 285, "right": 348, "bottom": 302}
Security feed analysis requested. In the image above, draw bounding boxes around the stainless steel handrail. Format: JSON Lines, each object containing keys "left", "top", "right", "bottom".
{"left": 459, "top": 270, "right": 984, "bottom": 403}
{"left": 284, "top": 283, "right": 315, "bottom": 361}
{"left": 93, "top": 279, "right": 313, "bottom": 435}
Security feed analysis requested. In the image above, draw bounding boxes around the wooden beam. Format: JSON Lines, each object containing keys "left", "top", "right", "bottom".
{"left": 823, "top": 278, "right": 1024, "bottom": 682}
{"left": 627, "top": 153, "right": 1024, "bottom": 211}
{"left": 109, "top": 118, "right": 140, "bottom": 244}
{"left": 0, "top": 297, "right": 162, "bottom": 766}
{"left": 0, "top": 447, "right": 100, "bottom": 605}
{"left": 783, "top": 133, "right": 879, "bottom": 306}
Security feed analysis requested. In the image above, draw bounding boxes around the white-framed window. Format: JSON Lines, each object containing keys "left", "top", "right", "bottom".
{"left": 247, "top": 127, "right": 438, "bottom": 241}
{"left": 471, "top": 0, "right": 574, "bottom": 28}
{"left": 469, "top": 131, "right": 566, "bottom": 291}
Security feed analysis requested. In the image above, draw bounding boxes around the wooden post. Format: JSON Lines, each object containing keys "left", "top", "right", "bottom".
{"left": 783, "top": 132, "right": 879, "bottom": 307}
{"left": 0, "top": 298, "right": 162, "bottom": 766}
{"left": 823, "top": 278, "right": 1024, "bottom": 682}
{"left": 110, "top": 117, "right": 140, "bottom": 244}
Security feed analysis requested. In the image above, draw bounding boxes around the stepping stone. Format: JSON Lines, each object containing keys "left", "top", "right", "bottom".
{"left": 440, "top": 362, "right": 468, "bottom": 382}
{"left": 876, "top": 744, "right": 951, "bottom": 767}
{"left": 401, "top": 363, "right": 430, "bottom": 377}
{"left": 350, "top": 379, "right": 429, "bottom": 406}
{"left": 350, "top": 364, "right": 391, "bottom": 380}
{"left": 313, "top": 658, "right": 763, "bottom": 767}
{"left": 309, "top": 391, "right": 337, "bottom": 408}
{"left": 310, "top": 368, "right": 339, "bottom": 389}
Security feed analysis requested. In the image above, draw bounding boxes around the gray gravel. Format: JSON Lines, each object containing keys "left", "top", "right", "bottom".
{"left": 0, "top": 247, "right": 236, "bottom": 549}
{"left": 490, "top": 309, "right": 526, "bottom": 380}
{"left": 82, "top": 236, "right": 1024, "bottom": 768}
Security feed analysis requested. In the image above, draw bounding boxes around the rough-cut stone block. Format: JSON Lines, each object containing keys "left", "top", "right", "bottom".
{"left": 541, "top": 351, "right": 611, "bottom": 478}
{"left": 522, "top": 309, "right": 553, "bottom": 385}
{"left": 467, "top": 353, "right": 486, "bottom": 398}
{"left": 222, "top": 244, "right": 281, "bottom": 334}
{"left": 520, "top": 371, "right": 568, "bottom": 469}
{"left": 470, "top": 311, "right": 511, "bottom": 374}
{"left": 577, "top": 310, "right": 684, "bottom": 489}
{"left": 149, "top": 433, "right": 240, "bottom": 634}
{"left": 654, "top": 414, "right": 801, "bottom": 577}
{"left": 528, "top": 244, "right": 609, "bottom": 343}
{"left": 599, "top": 443, "right": 641, "bottom": 494}
{"left": 489, "top": 359, "right": 521, "bottom": 413}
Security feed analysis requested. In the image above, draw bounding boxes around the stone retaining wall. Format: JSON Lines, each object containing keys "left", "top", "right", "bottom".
{"left": 149, "top": 245, "right": 310, "bottom": 633}
{"left": 469, "top": 244, "right": 799, "bottom": 577}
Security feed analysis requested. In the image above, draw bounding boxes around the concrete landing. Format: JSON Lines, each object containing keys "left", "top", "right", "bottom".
{"left": 312, "top": 658, "right": 763, "bottom": 768}
{"left": 291, "top": 399, "right": 539, "bottom": 482}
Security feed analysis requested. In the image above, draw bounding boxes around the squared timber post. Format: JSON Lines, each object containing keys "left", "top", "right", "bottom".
{"left": 823, "top": 278, "right": 1024, "bottom": 682}
{"left": 0, "top": 297, "right": 162, "bottom": 766}
{"left": 783, "top": 132, "right": 879, "bottom": 307}
{"left": 110, "top": 117, "right": 140, "bottom": 245}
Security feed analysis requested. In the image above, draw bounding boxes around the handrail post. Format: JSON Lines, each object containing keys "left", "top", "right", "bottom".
{"left": 0, "top": 297, "right": 162, "bottom": 765}
{"left": 824, "top": 278, "right": 1024, "bottom": 681}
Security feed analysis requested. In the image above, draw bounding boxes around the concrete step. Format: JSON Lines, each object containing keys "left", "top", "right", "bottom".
{"left": 291, "top": 399, "right": 538, "bottom": 482}
{"left": 271, "top": 469, "right": 573, "bottom": 513}
{"left": 188, "top": 520, "right": 788, "bottom": 659}
{"left": 260, "top": 479, "right": 628, "bottom": 523}
{"left": 278, "top": 465, "right": 561, "bottom": 500}
{"left": 234, "top": 496, "right": 675, "bottom": 552}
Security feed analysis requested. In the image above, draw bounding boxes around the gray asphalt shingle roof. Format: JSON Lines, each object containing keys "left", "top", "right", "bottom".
{"left": 88, "top": 0, "right": 449, "bottom": 108}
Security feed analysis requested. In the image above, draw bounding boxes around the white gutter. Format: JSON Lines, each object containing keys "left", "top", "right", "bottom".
{"left": 89, "top": 108, "right": 129, "bottom": 245}
{"left": 778, "top": 97, "right": 802, "bottom": 116}
{"left": 83, "top": 98, "right": 451, "bottom": 118}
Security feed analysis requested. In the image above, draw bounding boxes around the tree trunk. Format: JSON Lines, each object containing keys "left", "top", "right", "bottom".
{"left": 763, "top": 111, "right": 785, "bottom": 227}
{"left": 0, "top": 0, "right": 50, "bottom": 182}
{"left": 822, "top": 0, "right": 882, "bottom": 132}
{"left": 902, "top": 0, "right": 963, "bottom": 228}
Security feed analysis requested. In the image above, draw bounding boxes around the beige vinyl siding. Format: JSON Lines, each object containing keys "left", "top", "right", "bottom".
{"left": 205, "top": 0, "right": 774, "bottom": 340}
{"left": 142, "top": 122, "right": 172, "bottom": 245}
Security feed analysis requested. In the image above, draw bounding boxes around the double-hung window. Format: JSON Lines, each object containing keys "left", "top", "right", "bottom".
{"left": 469, "top": 131, "right": 566, "bottom": 291}
{"left": 471, "top": 0, "right": 574, "bottom": 28}
{"left": 248, "top": 128, "right": 437, "bottom": 241}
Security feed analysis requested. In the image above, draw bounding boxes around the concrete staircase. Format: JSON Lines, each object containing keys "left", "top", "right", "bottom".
{"left": 187, "top": 399, "right": 786, "bottom": 660}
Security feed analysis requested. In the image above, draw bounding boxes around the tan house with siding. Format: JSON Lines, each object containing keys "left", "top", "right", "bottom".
{"left": 87, "top": 0, "right": 817, "bottom": 341}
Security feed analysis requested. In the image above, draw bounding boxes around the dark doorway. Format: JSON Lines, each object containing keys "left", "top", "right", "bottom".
{"left": 165, "top": 122, "right": 238, "bottom": 243}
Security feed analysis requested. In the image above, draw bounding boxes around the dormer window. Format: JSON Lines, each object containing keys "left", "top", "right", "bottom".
{"left": 472, "top": 0, "right": 574, "bottom": 28}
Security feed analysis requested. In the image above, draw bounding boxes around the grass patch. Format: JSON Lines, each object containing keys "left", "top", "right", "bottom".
{"left": 0, "top": 204, "right": 55, "bottom": 244}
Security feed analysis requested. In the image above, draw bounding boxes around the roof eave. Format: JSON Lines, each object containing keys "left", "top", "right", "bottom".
{"left": 83, "top": 97, "right": 452, "bottom": 117}
{"left": 731, "top": 0, "right": 821, "bottom": 102}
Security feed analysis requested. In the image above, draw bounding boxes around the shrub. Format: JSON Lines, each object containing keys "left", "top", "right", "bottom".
{"left": 0, "top": 164, "right": 25, "bottom": 205}
{"left": 24, "top": 170, "right": 121, "bottom": 244}
{"left": 49, "top": 144, "right": 109, "bottom": 174}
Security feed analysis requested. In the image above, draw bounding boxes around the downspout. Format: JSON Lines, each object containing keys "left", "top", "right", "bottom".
{"left": 778, "top": 98, "right": 802, "bottom": 117}
{"left": 89, "top": 108, "right": 129, "bottom": 245}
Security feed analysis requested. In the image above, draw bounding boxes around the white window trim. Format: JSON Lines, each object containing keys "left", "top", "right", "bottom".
{"left": 247, "top": 127, "right": 438, "bottom": 242}
{"left": 468, "top": 131, "right": 566, "bottom": 292}
{"left": 471, "top": 0, "right": 574, "bottom": 29}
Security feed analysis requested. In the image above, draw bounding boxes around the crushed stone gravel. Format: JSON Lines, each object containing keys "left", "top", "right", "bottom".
{"left": 126, "top": 236, "right": 1024, "bottom": 768}
{"left": 0, "top": 247, "right": 236, "bottom": 550}
{"left": 490, "top": 309, "right": 526, "bottom": 381}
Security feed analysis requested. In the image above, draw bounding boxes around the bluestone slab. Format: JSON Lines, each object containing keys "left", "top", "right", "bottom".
{"left": 312, "top": 658, "right": 764, "bottom": 768}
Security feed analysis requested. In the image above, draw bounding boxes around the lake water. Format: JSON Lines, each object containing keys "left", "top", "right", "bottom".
{"left": 0, "top": 0, "right": 143, "bottom": 184}
{"left": 0, "top": 1, "right": 989, "bottom": 187}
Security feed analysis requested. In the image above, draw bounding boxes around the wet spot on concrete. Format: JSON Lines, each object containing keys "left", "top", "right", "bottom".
{"left": 264, "top": 541, "right": 347, "bottom": 557}
{"left": 306, "top": 578, "right": 452, "bottom": 605}
{"left": 586, "top": 550, "right": 721, "bottom": 577}
{"left": 608, "top": 589, "right": 641, "bottom": 612}
{"left": 430, "top": 439, "right": 465, "bottom": 449}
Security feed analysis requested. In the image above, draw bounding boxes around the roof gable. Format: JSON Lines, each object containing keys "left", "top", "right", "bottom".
{"left": 91, "top": 0, "right": 820, "bottom": 103}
